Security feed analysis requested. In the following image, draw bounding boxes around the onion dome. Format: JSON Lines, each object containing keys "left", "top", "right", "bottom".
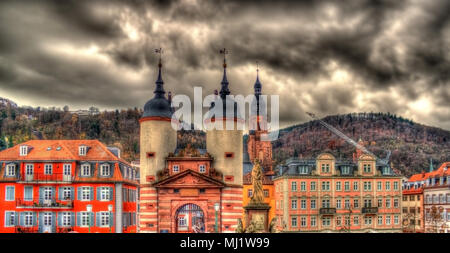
{"left": 142, "top": 56, "right": 173, "bottom": 118}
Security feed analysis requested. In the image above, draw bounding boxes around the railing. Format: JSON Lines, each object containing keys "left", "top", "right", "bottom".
{"left": 319, "top": 208, "right": 337, "bottom": 215}
{"left": 56, "top": 227, "right": 74, "bottom": 233}
{"left": 20, "top": 173, "right": 74, "bottom": 182}
{"left": 16, "top": 198, "right": 74, "bottom": 208}
{"left": 362, "top": 207, "right": 378, "bottom": 214}
{"left": 15, "top": 226, "right": 39, "bottom": 233}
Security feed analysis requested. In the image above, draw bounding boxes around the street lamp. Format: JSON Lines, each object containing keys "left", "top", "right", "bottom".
{"left": 86, "top": 205, "right": 92, "bottom": 233}
{"left": 108, "top": 205, "right": 113, "bottom": 233}
{"left": 214, "top": 203, "right": 220, "bottom": 233}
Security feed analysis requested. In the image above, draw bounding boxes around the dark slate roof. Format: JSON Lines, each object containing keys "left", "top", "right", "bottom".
{"left": 142, "top": 65, "right": 173, "bottom": 118}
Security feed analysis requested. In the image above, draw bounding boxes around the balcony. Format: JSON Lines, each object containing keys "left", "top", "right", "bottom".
{"left": 319, "top": 208, "right": 336, "bottom": 215}
{"left": 15, "top": 226, "right": 39, "bottom": 233}
{"left": 362, "top": 207, "right": 378, "bottom": 214}
{"left": 20, "top": 173, "right": 74, "bottom": 183}
{"left": 15, "top": 226, "right": 74, "bottom": 233}
{"left": 16, "top": 198, "right": 74, "bottom": 209}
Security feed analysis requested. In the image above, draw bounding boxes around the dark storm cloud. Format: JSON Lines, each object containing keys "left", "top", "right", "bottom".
{"left": 0, "top": 0, "right": 449, "bottom": 130}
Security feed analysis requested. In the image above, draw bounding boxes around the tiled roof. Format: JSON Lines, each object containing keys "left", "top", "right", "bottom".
{"left": 407, "top": 162, "right": 450, "bottom": 182}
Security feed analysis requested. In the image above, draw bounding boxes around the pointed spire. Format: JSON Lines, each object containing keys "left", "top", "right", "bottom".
{"left": 154, "top": 48, "right": 165, "bottom": 98}
{"left": 219, "top": 48, "right": 230, "bottom": 99}
{"left": 254, "top": 61, "right": 262, "bottom": 95}
{"left": 429, "top": 158, "right": 434, "bottom": 172}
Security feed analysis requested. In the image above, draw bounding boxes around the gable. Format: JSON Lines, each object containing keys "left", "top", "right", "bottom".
{"left": 154, "top": 170, "right": 225, "bottom": 188}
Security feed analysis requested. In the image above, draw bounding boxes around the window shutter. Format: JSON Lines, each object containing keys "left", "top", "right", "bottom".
{"left": 70, "top": 187, "right": 75, "bottom": 200}
{"left": 5, "top": 212, "right": 11, "bottom": 226}
{"left": 110, "top": 212, "right": 114, "bottom": 227}
{"left": 58, "top": 212, "right": 62, "bottom": 227}
{"left": 34, "top": 212, "right": 38, "bottom": 227}
{"left": 14, "top": 212, "right": 19, "bottom": 226}
{"left": 52, "top": 212, "right": 56, "bottom": 232}
{"left": 110, "top": 163, "right": 114, "bottom": 177}
{"left": 97, "top": 187, "right": 101, "bottom": 201}
{"left": 39, "top": 187, "right": 44, "bottom": 203}
{"left": 90, "top": 212, "right": 95, "bottom": 227}
{"left": 77, "top": 187, "right": 81, "bottom": 200}
{"left": 15, "top": 162, "right": 20, "bottom": 177}
{"left": 58, "top": 187, "right": 63, "bottom": 200}
{"left": 51, "top": 186, "right": 56, "bottom": 200}
{"left": 109, "top": 187, "right": 114, "bottom": 201}
{"left": 96, "top": 212, "right": 100, "bottom": 227}
{"left": 90, "top": 187, "right": 94, "bottom": 201}
{"left": 76, "top": 212, "right": 81, "bottom": 227}
{"left": 71, "top": 212, "right": 75, "bottom": 226}
{"left": 90, "top": 163, "right": 96, "bottom": 177}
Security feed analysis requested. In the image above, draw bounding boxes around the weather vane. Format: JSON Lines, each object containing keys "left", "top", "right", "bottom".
{"left": 155, "top": 48, "right": 163, "bottom": 67}
{"left": 219, "top": 48, "right": 228, "bottom": 68}
{"left": 256, "top": 60, "right": 259, "bottom": 73}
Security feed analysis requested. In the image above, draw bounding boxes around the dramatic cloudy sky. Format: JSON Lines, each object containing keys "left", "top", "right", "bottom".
{"left": 0, "top": 0, "right": 449, "bottom": 130}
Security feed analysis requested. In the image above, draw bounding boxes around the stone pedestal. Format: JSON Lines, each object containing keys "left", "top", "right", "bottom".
{"left": 244, "top": 203, "right": 271, "bottom": 232}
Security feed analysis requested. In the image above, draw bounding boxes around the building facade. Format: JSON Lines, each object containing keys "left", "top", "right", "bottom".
{"left": 402, "top": 172, "right": 426, "bottom": 233}
{"left": 274, "top": 145, "right": 402, "bottom": 233}
{"left": 423, "top": 162, "right": 450, "bottom": 233}
{"left": 138, "top": 54, "right": 243, "bottom": 233}
{"left": 0, "top": 140, "right": 138, "bottom": 233}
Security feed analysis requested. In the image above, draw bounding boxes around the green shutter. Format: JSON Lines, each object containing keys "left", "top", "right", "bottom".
{"left": 90, "top": 212, "right": 94, "bottom": 226}
{"left": 70, "top": 212, "right": 75, "bottom": 226}
{"left": 96, "top": 212, "right": 100, "bottom": 227}
{"left": 77, "top": 187, "right": 82, "bottom": 200}
{"left": 109, "top": 187, "right": 114, "bottom": 201}
{"left": 19, "top": 212, "right": 24, "bottom": 226}
{"left": 76, "top": 212, "right": 81, "bottom": 227}
{"left": 90, "top": 187, "right": 94, "bottom": 200}
{"left": 97, "top": 187, "right": 101, "bottom": 201}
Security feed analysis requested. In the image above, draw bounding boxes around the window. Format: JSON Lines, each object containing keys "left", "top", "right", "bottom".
{"left": 353, "top": 182, "right": 358, "bottom": 191}
{"left": 301, "top": 199, "right": 306, "bottom": 209}
{"left": 386, "top": 215, "right": 391, "bottom": 225}
{"left": 403, "top": 196, "right": 408, "bottom": 201}
{"left": 6, "top": 164, "right": 15, "bottom": 177}
{"left": 80, "top": 187, "right": 92, "bottom": 201}
{"left": 63, "top": 164, "right": 71, "bottom": 176}
{"left": 439, "top": 194, "right": 445, "bottom": 204}
{"left": 377, "top": 181, "right": 382, "bottom": 191}
{"left": 336, "top": 199, "right": 341, "bottom": 209}
{"left": 5, "top": 211, "right": 16, "bottom": 227}
{"left": 81, "top": 164, "right": 91, "bottom": 177}
{"left": 447, "top": 194, "right": 450, "bottom": 203}
{"left": 310, "top": 182, "right": 316, "bottom": 191}
{"left": 311, "top": 216, "right": 317, "bottom": 227}
{"left": 20, "top": 145, "right": 28, "bottom": 156}
{"left": 301, "top": 217, "right": 307, "bottom": 227}
{"left": 393, "top": 181, "right": 399, "bottom": 190}
{"left": 385, "top": 182, "right": 391, "bottom": 191}
{"left": 363, "top": 164, "right": 371, "bottom": 173}
{"left": 344, "top": 199, "right": 350, "bottom": 209}
{"left": 322, "top": 181, "right": 330, "bottom": 191}
{"left": 263, "top": 189, "right": 269, "bottom": 197}
{"left": 378, "top": 198, "right": 383, "bottom": 208}
{"left": 43, "top": 187, "right": 53, "bottom": 201}
{"left": 178, "top": 216, "right": 186, "bottom": 227}
{"left": 24, "top": 186, "right": 33, "bottom": 201}
{"left": 291, "top": 217, "right": 297, "bottom": 227}
{"left": 98, "top": 212, "right": 111, "bottom": 227}
{"left": 382, "top": 167, "right": 389, "bottom": 175}
{"left": 364, "top": 182, "right": 372, "bottom": 191}
{"left": 225, "top": 152, "right": 234, "bottom": 158}
{"left": 291, "top": 199, "right": 297, "bottom": 210}
{"left": 378, "top": 215, "right": 383, "bottom": 225}
{"left": 44, "top": 164, "right": 52, "bottom": 175}
{"left": 321, "top": 164, "right": 330, "bottom": 173}
{"left": 5, "top": 186, "right": 14, "bottom": 201}
{"left": 79, "top": 146, "right": 87, "bottom": 156}
{"left": 247, "top": 189, "right": 253, "bottom": 197}
{"left": 43, "top": 212, "right": 52, "bottom": 227}
{"left": 100, "top": 164, "right": 110, "bottom": 177}
{"left": 172, "top": 165, "right": 179, "bottom": 173}
{"left": 61, "top": 212, "right": 72, "bottom": 227}
{"left": 99, "top": 187, "right": 111, "bottom": 201}
{"left": 311, "top": 199, "right": 316, "bottom": 209}
{"left": 344, "top": 182, "right": 350, "bottom": 191}
{"left": 353, "top": 216, "right": 359, "bottom": 225}
{"left": 336, "top": 217, "right": 341, "bottom": 226}
{"left": 341, "top": 166, "right": 350, "bottom": 175}
{"left": 322, "top": 217, "right": 331, "bottom": 226}
{"left": 322, "top": 199, "right": 330, "bottom": 208}
{"left": 25, "top": 164, "right": 33, "bottom": 176}
{"left": 300, "top": 182, "right": 306, "bottom": 191}
{"left": 394, "top": 198, "right": 399, "bottom": 208}
{"left": 199, "top": 165, "right": 206, "bottom": 173}
{"left": 345, "top": 216, "right": 350, "bottom": 226}
{"left": 354, "top": 199, "right": 359, "bottom": 208}
{"left": 336, "top": 182, "right": 341, "bottom": 191}
{"left": 291, "top": 182, "right": 297, "bottom": 192}
{"left": 299, "top": 166, "right": 308, "bottom": 174}
{"left": 364, "top": 216, "right": 372, "bottom": 225}
{"left": 79, "top": 212, "right": 90, "bottom": 227}
{"left": 24, "top": 212, "right": 34, "bottom": 227}
{"left": 62, "top": 187, "right": 72, "bottom": 200}
{"left": 386, "top": 198, "right": 391, "bottom": 208}
{"left": 394, "top": 215, "right": 399, "bottom": 225}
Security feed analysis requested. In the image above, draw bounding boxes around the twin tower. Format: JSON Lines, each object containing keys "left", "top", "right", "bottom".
{"left": 138, "top": 51, "right": 245, "bottom": 232}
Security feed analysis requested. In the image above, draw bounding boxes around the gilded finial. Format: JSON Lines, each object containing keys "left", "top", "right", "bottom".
{"left": 220, "top": 48, "right": 228, "bottom": 68}
{"left": 155, "top": 48, "right": 163, "bottom": 68}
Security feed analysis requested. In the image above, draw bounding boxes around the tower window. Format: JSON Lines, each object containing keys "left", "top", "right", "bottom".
{"left": 172, "top": 165, "right": 179, "bottom": 173}
{"left": 225, "top": 152, "right": 234, "bottom": 158}
{"left": 199, "top": 165, "right": 206, "bottom": 173}
{"left": 147, "top": 152, "right": 155, "bottom": 158}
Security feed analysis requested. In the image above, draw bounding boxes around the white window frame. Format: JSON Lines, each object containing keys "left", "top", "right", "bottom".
{"left": 291, "top": 182, "right": 297, "bottom": 192}
{"left": 5, "top": 186, "right": 15, "bottom": 201}
{"left": 44, "top": 164, "right": 53, "bottom": 175}
{"left": 310, "top": 182, "right": 316, "bottom": 191}
{"left": 300, "top": 182, "right": 306, "bottom": 191}
{"left": 24, "top": 212, "right": 33, "bottom": 227}
{"left": 311, "top": 199, "right": 316, "bottom": 209}
{"left": 172, "top": 165, "right": 179, "bottom": 173}
{"left": 311, "top": 216, "right": 317, "bottom": 227}
{"left": 61, "top": 212, "right": 72, "bottom": 227}
{"left": 62, "top": 187, "right": 72, "bottom": 200}
{"left": 291, "top": 217, "right": 297, "bottom": 227}
{"left": 100, "top": 164, "right": 110, "bottom": 177}
{"left": 291, "top": 199, "right": 297, "bottom": 210}
{"left": 81, "top": 164, "right": 91, "bottom": 177}
{"left": 301, "top": 199, "right": 306, "bottom": 210}
{"left": 353, "top": 216, "right": 359, "bottom": 225}
{"left": 378, "top": 215, "right": 383, "bottom": 225}
{"left": 336, "top": 181, "right": 341, "bottom": 191}
{"left": 6, "top": 164, "right": 15, "bottom": 177}
{"left": 322, "top": 217, "right": 331, "bottom": 227}
{"left": 20, "top": 145, "right": 28, "bottom": 156}
{"left": 300, "top": 216, "right": 307, "bottom": 227}
{"left": 25, "top": 164, "right": 34, "bottom": 176}
{"left": 5, "top": 211, "right": 16, "bottom": 227}
{"left": 99, "top": 212, "right": 110, "bottom": 227}
{"left": 199, "top": 165, "right": 206, "bottom": 173}
{"left": 81, "top": 187, "right": 91, "bottom": 201}
{"left": 79, "top": 146, "right": 87, "bottom": 156}
{"left": 80, "top": 212, "right": 90, "bottom": 227}
{"left": 100, "top": 187, "right": 110, "bottom": 201}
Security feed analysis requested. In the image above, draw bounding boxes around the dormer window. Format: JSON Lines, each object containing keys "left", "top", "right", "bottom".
{"left": 20, "top": 146, "right": 28, "bottom": 156}
{"left": 100, "top": 164, "right": 110, "bottom": 177}
{"left": 5, "top": 164, "right": 16, "bottom": 176}
{"left": 299, "top": 166, "right": 308, "bottom": 174}
{"left": 321, "top": 164, "right": 330, "bottom": 173}
{"left": 79, "top": 146, "right": 87, "bottom": 156}
{"left": 199, "top": 165, "right": 206, "bottom": 173}
{"left": 341, "top": 166, "right": 350, "bottom": 175}
{"left": 363, "top": 164, "right": 371, "bottom": 173}
{"left": 382, "top": 167, "right": 390, "bottom": 175}
{"left": 172, "top": 165, "right": 179, "bottom": 173}
{"left": 81, "top": 164, "right": 91, "bottom": 176}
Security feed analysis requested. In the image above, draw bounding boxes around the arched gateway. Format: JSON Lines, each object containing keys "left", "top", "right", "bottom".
{"left": 175, "top": 204, "right": 205, "bottom": 233}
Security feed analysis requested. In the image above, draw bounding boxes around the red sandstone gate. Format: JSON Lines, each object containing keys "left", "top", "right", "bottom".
{"left": 175, "top": 204, "right": 205, "bottom": 233}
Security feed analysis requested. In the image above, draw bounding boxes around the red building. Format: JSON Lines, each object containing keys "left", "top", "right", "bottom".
{"left": 0, "top": 140, "right": 138, "bottom": 233}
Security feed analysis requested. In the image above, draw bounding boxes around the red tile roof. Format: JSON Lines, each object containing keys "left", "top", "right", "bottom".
{"left": 407, "top": 162, "right": 450, "bottom": 182}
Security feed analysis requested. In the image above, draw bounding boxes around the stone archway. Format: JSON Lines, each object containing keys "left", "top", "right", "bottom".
{"left": 175, "top": 203, "right": 205, "bottom": 233}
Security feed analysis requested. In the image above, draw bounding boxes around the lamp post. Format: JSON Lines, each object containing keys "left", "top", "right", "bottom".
{"left": 86, "top": 205, "right": 92, "bottom": 233}
{"left": 214, "top": 203, "right": 220, "bottom": 233}
{"left": 108, "top": 205, "right": 113, "bottom": 233}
